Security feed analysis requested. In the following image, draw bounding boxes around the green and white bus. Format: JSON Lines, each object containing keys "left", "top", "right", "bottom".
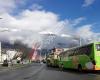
{"left": 58, "top": 42, "right": 100, "bottom": 71}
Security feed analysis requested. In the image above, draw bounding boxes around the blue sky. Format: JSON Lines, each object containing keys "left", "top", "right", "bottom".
{"left": 13, "top": 0, "right": 100, "bottom": 32}
{"left": 15, "top": 0, "right": 100, "bottom": 20}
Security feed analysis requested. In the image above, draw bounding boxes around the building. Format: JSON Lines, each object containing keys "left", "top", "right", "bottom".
{"left": 0, "top": 42, "right": 20, "bottom": 63}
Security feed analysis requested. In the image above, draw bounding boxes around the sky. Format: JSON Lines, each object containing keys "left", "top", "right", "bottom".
{"left": 0, "top": 0, "right": 100, "bottom": 48}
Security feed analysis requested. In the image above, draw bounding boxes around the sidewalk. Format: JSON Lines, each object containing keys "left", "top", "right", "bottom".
{"left": 0, "top": 64, "right": 28, "bottom": 72}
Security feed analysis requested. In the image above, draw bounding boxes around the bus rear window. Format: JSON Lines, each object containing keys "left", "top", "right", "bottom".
{"left": 96, "top": 44, "right": 100, "bottom": 51}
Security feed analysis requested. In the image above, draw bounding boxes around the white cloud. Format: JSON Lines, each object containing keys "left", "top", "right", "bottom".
{"left": 0, "top": 0, "right": 16, "bottom": 13}
{"left": 0, "top": 0, "right": 99, "bottom": 48}
{"left": 76, "top": 24, "right": 94, "bottom": 38}
{"left": 72, "top": 17, "right": 85, "bottom": 26}
{"left": 82, "top": 0, "right": 95, "bottom": 7}
{"left": 0, "top": 10, "right": 97, "bottom": 48}
{"left": 29, "top": 4, "right": 43, "bottom": 10}
{"left": 0, "top": 10, "right": 65, "bottom": 47}
{"left": 0, "top": 10, "right": 63, "bottom": 34}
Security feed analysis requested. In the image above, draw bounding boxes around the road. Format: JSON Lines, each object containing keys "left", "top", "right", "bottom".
{"left": 0, "top": 63, "right": 100, "bottom": 80}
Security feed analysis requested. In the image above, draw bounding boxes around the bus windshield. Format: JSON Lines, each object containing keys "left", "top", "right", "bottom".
{"left": 96, "top": 44, "right": 100, "bottom": 51}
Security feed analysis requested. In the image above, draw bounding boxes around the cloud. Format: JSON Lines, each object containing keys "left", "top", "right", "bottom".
{"left": 0, "top": 0, "right": 16, "bottom": 13}
{"left": 0, "top": 10, "right": 98, "bottom": 48}
{"left": 0, "top": 10, "right": 64, "bottom": 47}
{"left": 72, "top": 17, "right": 85, "bottom": 26}
{"left": 82, "top": 0, "right": 95, "bottom": 7}
{"left": 29, "top": 4, "right": 43, "bottom": 10}
{"left": 0, "top": 0, "right": 99, "bottom": 48}
{"left": 0, "top": 10, "right": 64, "bottom": 34}
{"left": 76, "top": 24, "right": 94, "bottom": 38}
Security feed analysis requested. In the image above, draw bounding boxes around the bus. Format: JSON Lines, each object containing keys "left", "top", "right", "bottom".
{"left": 46, "top": 48, "right": 64, "bottom": 67}
{"left": 58, "top": 42, "right": 100, "bottom": 71}
{"left": 46, "top": 53, "right": 59, "bottom": 67}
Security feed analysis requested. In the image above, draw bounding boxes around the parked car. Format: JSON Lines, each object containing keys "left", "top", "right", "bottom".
{"left": 2, "top": 60, "right": 8, "bottom": 67}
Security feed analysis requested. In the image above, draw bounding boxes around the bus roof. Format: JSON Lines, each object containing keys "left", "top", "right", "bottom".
{"left": 60, "top": 42, "right": 94, "bottom": 55}
{"left": 94, "top": 42, "right": 100, "bottom": 44}
{"left": 68, "top": 43, "right": 93, "bottom": 50}
{"left": 59, "top": 42, "right": 100, "bottom": 56}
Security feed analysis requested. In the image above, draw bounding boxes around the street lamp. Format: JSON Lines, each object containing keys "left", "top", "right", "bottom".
{"left": 73, "top": 35, "right": 82, "bottom": 46}
{"left": 0, "top": 42, "right": 2, "bottom": 63}
{"left": 0, "top": 17, "right": 3, "bottom": 63}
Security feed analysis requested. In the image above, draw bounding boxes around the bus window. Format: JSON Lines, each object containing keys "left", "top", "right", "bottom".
{"left": 96, "top": 44, "right": 100, "bottom": 51}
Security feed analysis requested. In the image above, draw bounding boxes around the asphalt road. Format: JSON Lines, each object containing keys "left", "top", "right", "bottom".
{"left": 0, "top": 63, "right": 100, "bottom": 80}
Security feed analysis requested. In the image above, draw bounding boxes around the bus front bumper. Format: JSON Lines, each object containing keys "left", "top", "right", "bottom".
{"left": 94, "top": 65, "right": 100, "bottom": 70}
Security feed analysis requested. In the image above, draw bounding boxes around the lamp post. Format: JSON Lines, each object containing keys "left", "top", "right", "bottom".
{"left": 0, "top": 42, "right": 2, "bottom": 63}
{"left": 74, "top": 35, "right": 82, "bottom": 46}
{"left": 0, "top": 17, "right": 3, "bottom": 63}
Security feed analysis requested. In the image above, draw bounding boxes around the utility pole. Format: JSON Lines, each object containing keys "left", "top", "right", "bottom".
{"left": 79, "top": 37, "right": 81, "bottom": 46}
{"left": 0, "top": 42, "right": 2, "bottom": 62}
{"left": 0, "top": 18, "right": 2, "bottom": 63}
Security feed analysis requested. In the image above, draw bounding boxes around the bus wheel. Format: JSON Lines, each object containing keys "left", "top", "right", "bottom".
{"left": 78, "top": 64, "right": 82, "bottom": 71}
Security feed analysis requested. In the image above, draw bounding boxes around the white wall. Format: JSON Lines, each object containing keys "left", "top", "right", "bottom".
{"left": 6, "top": 50, "right": 17, "bottom": 60}
{"left": 1, "top": 54, "right": 7, "bottom": 61}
